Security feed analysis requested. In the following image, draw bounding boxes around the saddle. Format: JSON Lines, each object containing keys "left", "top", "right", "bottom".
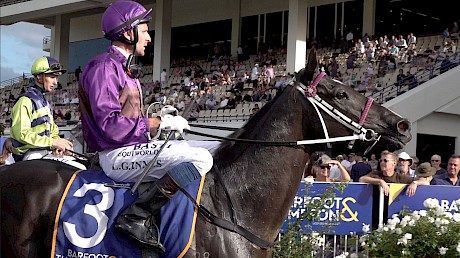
{"left": 51, "top": 168, "right": 205, "bottom": 258}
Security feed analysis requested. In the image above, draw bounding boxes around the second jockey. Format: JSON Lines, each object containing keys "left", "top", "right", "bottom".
{"left": 10, "top": 56, "right": 74, "bottom": 161}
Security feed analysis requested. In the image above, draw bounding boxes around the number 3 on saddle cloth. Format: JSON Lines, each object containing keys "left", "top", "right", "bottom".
{"left": 51, "top": 169, "right": 205, "bottom": 258}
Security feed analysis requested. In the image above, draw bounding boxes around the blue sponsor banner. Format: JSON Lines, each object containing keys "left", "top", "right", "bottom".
{"left": 282, "top": 182, "right": 373, "bottom": 235}
{"left": 388, "top": 184, "right": 460, "bottom": 217}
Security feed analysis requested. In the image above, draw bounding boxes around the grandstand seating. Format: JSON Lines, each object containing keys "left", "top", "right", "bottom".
{"left": 1, "top": 34, "right": 459, "bottom": 129}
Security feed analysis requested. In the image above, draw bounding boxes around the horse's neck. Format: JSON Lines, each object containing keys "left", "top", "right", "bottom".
{"left": 209, "top": 90, "right": 310, "bottom": 240}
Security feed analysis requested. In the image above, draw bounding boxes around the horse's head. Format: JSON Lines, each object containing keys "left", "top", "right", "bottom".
{"left": 295, "top": 68, "right": 411, "bottom": 153}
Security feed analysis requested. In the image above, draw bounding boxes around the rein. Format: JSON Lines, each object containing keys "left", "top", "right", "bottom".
{"left": 178, "top": 165, "right": 275, "bottom": 249}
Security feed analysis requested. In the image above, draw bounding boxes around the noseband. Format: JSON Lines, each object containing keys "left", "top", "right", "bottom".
{"left": 294, "top": 72, "right": 380, "bottom": 154}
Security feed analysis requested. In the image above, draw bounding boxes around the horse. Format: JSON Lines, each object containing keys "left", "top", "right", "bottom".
{"left": 0, "top": 68, "right": 411, "bottom": 258}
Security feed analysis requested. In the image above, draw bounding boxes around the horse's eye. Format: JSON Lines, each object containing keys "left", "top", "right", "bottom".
{"left": 336, "top": 90, "right": 347, "bottom": 99}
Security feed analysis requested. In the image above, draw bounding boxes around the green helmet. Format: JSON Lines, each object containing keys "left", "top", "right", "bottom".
{"left": 31, "top": 56, "right": 67, "bottom": 75}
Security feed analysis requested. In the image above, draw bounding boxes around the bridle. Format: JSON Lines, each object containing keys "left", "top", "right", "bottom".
{"left": 293, "top": 71, "right": 380, "bottom": 154}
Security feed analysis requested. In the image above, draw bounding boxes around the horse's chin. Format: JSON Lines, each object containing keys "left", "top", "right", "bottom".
{"left": 377, "top": 136, "right": 406, "bottom": 152}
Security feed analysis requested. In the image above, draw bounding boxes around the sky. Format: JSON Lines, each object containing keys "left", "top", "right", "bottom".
{"left": 0, "top": 22, "right": 50, "bottom": 82}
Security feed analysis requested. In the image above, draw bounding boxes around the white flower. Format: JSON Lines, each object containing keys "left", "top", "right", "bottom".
{"left": 404, "top": 233, "right": 412, "bottom": 240}
{"left": 350, "top": 253, "right": 358, "bottom": 258}
{"left": 334, "top": 252, "right": 349, "bottom": 258}
{"left": 456, "top": 243, "right": 460, "bottom": 253}
{"left": 455, "top": 214, "right": 460, "bottom": 222}
{"left": 362, "top": 223, "right": 370, "bottom": 233}
{"left": 455, "top": 199, "right": 460, "bottom": 207}
{"left": 398, "top": 238, "right": 408, "bottom": 246}
{"left": 435, "top": 207, "right": 445, "bottom": 216}
{"left": 395, "top": 228, "right": 402, "bottom": 234}
{"left": 408, "top": 220, "right": 416, "bottom": 227}
{"left": 439, "top": 247, "right": 448, "bottom": 255}
{"left": 419, "top": 210, "right": 427, "bottom": 216}
{"left": 424, "top": 198, "right": 440, "bottom": 209}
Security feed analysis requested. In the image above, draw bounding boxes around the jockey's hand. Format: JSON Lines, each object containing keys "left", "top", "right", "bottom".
{"left": 52, "top": 138, "right": 73, "bottom": 152}
{"left": 149, "top": 117, "right": 162, "bottom": 139}
{"left": 160, "top": 115, "right": 190, "bottom": 133}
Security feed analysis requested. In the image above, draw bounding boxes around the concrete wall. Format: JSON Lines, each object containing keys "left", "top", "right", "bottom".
{"left": 384, "top": 66, "right": 460, "bottom": 155}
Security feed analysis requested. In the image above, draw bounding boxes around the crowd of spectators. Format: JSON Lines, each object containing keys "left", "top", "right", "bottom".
{"left": 304, "top": 150, "right": 460, "bottom": 192}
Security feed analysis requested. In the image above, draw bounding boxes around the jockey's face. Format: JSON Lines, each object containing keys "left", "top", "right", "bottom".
{"left": 37, "top": 73, "right": 59, "bottom": 92}
{"left": 135, "top": 23, "right": 151, "bottom": 56}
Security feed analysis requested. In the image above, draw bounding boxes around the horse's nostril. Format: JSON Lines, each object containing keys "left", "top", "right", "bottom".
{"left": 397, "top": 120, "right": 410, "bottom": 132}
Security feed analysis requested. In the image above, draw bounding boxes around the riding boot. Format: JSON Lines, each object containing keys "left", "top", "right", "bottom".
{"left": 115, "top": 174, "right": 181, "bottom": 251}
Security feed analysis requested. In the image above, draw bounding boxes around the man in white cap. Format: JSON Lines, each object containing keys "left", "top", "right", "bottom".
{"left": 397, "top": 151, "right": 415, "bottom": 177}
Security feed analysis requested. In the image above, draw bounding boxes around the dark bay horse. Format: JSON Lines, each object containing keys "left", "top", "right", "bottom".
{"left": 0, "top": 69, "right": 411, "bottom": 258}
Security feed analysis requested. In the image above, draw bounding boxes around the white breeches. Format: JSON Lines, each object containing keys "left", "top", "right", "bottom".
{"left": 99, "top": 140, "right": 220, "bottom": 183}
{"left": 23, "top": 150, "right": 87, "bottom": 170}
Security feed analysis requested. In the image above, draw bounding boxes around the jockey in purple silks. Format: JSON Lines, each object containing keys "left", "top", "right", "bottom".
{"left": 79, "top": 0, "right": 219, "bottom": 251}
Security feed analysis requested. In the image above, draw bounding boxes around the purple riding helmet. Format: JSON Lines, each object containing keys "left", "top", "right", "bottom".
{"left": 102, "top": 0, "right": 152, "bottom": 44}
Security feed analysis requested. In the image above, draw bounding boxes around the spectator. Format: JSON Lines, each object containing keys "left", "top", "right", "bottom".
{"left": 431, "top": 154, "right": 447, "bottom": 176}
{"left": 242, "top": 91, "right": 253, "bottom": 102}
{"left": 407, "top": 32, "right": 417, "bottom": 46}
{"left": 341, "top": 153, "right": 352, "bottom": 172}
{"left": 160, "top": 68, "right": 168, "bottom": 89}
{"left": 309, "top": 154, "right": 350, "bottom": 182}
{"left": 350, "top": 155, "right": 372, "bottom": 182}
{"left": 64, "top": 111, "right": 72, "bottom": 121}
{"left": 175, "top": 96, "right": 185, "bottom": 111}
{"left": 0, "top": 122, "right": 4, "bottom": 136}
{"left": 265, "top": 64, "right": 275, "bottom": 85}
{"left": 75, "top": 66, "right": 82, "bottom": 81}
{"left": 237, "top": 45, "right": 244, "bottom": 62}
{"left": 342, "top": 71, "right": 352, "bottom": 86}
{"left": 219, "top": 95, "right": 229, "bottom": 109}
{"left": 414, "top": 162, "right": 436, "bottom": 183}
{"left": 395, "top": 35, "right": 408, "bottom": 49}
{"left": 346, "top": 52, "right": 357, "bottom": 69}
{"left": 359, "top": 151, "right": 428, "bottom": 196}
{"left": 251, "top": 63, "right": 259, "bottom": 88}
{"left": 368, "top": 153, "right": 379, "bottom": 171}
{"left": 346, "top": 30, "right": 354, "bottom": 50}
{"left": 327, "top": 56, "right": 338, "bottom": 78}
{"left": 188, "top": 109, "right": 199, "bottom": 121}
{"left": 251, "top": 103, "right": 260, "bottom": 114}
{"left": 0, "top": 138, "right": 15, "bottom": 166}
{"left": 205, "top": 95, "right": 217, "bottom": 110}
{"left": 410, "top": 156, "right": 420, "bottom": 171}
{"left": 404, "top": 71, "right": 417, "bottom": 90}
{"left": 442, "top": 28, "right": 450, "bottom": 40}
{"left": 431, "top": 155, "right": 460, "bottom": 186}
{"left": 397, "top": 152, "right": 415, "bottom": 177}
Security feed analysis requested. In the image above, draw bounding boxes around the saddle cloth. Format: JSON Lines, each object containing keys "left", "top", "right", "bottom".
{"left": 51, "top": 169, "right": 205, "bottom": 258}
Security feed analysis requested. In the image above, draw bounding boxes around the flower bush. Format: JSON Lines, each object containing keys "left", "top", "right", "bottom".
{"left": 361, "top": 198, "right": 460, "bottom": 258}
{"left": 273, "top": 182, "right": 348, "bottom": 258}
